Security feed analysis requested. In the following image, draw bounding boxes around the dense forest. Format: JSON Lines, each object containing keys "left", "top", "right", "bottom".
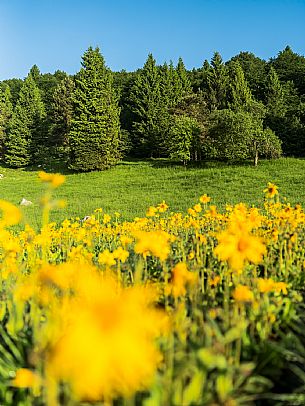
{"left": 0, "top": 45, "right": 305, "bottom": 171}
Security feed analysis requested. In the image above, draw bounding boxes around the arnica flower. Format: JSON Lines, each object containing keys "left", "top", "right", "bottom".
{"left": 0, "top": 200, "right": 22, "bottom": 228}
{"left": 257, "top": 278, "right": 275, "bottom": 293}
{"left": 264, "top": 182, "right": 279, "bottom": 198}
{"left": 233, "top": 285, "right": 254, "bottom": 302}
{"left": 193, "top": 203, "right": 202, "bottom": 213}
{"left": 45, "top": 276, "right": 166, "bottom": 401}
{"left": 157, "top": 200, "right": 169, "bottom": 213}
{"left": 199, "top": 194, "right": 211, "bottom": 204}
{"left": 146, "top": 206, "right": 158, "bottom": 217}
{"left": 214, "top": 227, "right": 266, "bottom": 270}
{"left": 113, "top": 246, "right": 129, "bottom": 263}
{"left": 167, "top": 262, "right": 197, "bottom": 297}
{"left": 38, "top": 171, "right": 65, "bottom": 188}
{"left": 134, "top": 230, "right": 171, "bottom": 261}
{"left": 12, "top": 368, "right": 41, "bottom": 394}
{"left": 98, "top": 249, "right": 116, "bottom": 267}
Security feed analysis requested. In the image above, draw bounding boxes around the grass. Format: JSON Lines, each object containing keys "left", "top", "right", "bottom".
{"left": 1, "top": 157, "right": 305, "bottom": 229}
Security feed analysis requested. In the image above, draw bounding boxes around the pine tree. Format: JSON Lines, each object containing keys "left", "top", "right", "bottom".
{"left": 229, "top": 62, "right": 253, "bottom": 111}
{"left": 206, "top": 52, "right": 228, "bottom": 111}
{"left": 5, "top": 73, "right": 45, "bottom": 167}
{"left": 265, "top": 67, "right": 286, "bottom": 119}
{"left": 0, "top": 85, "right": 13, "bottom": 159}
{"left": 176, "top": 57, "right": 192, "bottom": 96}
{"left": 68, "top": 47, "right": 121, "bottom": 171}
{"left": 51, "top": 76, "right": 75, "bottom": 148}
{"left": 129, "top": 54, "right": 170, "bottom": 156}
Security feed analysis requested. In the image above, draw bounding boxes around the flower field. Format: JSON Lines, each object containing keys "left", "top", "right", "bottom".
{"left": 1, "top": 174, "right": 305, "bottom": 405}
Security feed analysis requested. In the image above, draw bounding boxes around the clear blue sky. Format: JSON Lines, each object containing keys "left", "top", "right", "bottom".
{"left": 0, "top": 0, "right": 305, "bottom": 80}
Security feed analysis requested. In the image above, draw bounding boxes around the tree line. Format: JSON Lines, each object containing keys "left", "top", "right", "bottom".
{"left": 0, "top": 45, "right": 305, "bottom": 171}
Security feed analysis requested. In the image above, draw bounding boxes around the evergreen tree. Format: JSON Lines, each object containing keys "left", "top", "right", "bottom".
{"left": 51, "top": 76, "right": 75, "bottom": 148}
{"left": 29, "top": 64, "right": 41, "bottom": 83}
{"left": 5, "top": 74, "right": 45, "bottom": 167}
{"left": 265, "top": 67, "right": 286, "bottom": 118}
{"left": 68, "top": 47, "right": 121, "bottom": 171}
{"left": 176, "top": 57, "right": 192, "bottom": 96}
{"left": 206, "top": 52, "right": 228, "bottom": 111}
{"left": 0, "top": 85, "right": 13, "bottom": 159}
{"left": 129, "top": 54, "right": 170, "bottom": 156}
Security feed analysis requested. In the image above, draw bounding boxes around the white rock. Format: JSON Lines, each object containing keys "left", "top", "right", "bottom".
{"left": 20, "top": 198, "right": 33, "bottom": 206}
{"left": 0, "top": 174, "right": 4, "bottom": 179}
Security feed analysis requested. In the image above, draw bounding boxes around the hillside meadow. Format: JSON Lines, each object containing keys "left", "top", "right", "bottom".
{"left": 1, "top": 157, "right": 305, "bottom": 229}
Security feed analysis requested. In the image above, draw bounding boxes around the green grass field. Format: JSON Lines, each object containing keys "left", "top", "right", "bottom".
{"left": 1, "top": 157, "right": 305, "bottom": 229}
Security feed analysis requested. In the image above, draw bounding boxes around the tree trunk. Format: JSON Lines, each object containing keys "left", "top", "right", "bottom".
{"left": 254, "top": 150, "right": 258, "bottom": 166}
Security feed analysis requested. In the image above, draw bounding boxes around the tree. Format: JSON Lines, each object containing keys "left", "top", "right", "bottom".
{"left": 206, "top": 109, "right": 281, "bottom": 165}
{"left": 167, "top": 115, "right": 201, "bottom": 165}
{"left": 5, "top": 73, "right": 45, "bottom": 167}
{"left": 228, "top": 52, "right": 266, "bottom": 99}
{"left": 129, "top": 54, "right": 170, "bottom": 156}
{"left": 51, "top": 76, "right": 75, "bottom": 149}
{"left": 206, "top": 52, "right": 228, "bottom": 111}
{"left": 68, "top": 47, "right": 121, "bottom": 171}
{"left": 176, "top": 57, "right": 192, "bottom": 96}
{"left": 0, "top": 85, "right": 13, "bottom": 159}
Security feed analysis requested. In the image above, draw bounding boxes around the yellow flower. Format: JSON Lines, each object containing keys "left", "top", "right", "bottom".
{"left": 167, "top": 262, "right": 197, "bottom": 297}
{"left": 214, "top": 227, "right": 266, "bottom": 270}
{"left": 274, "top": 281, "right": 288, "bottom": 295}
{"left": 209, "top": 276, "right": 221, "bottom": 287}
{"left": 38, "top": 171, "right": 65, "bottom": 188}
{"left": 193, "top": 203, "right": 202, "bottom": 213}
{"left": 120, "top": 235, "right": 133, "bottom": 246}
{"left": 12, "top": 368, "right": 41, "bottom": 391}
{"left": 0, "top": 200, "right": 22, "bottom": 227}
{"left": 199, "top": 194, "right": 211, "bottom": 204}
{"left": 257, "top": 278, "right": 275, "bottom": 293}
{"left": 233, "top": 285, "right": 254, "bottom": 302}
{"left": 103, "top": 214, "right": 111, "bottom": 224}
{"left": 113, "top": 246, "right": 129, "bottom": 263}
{"left": 146, "top": 206, "right": 158, "bottom": 217}
{"left": 157, "top": 201, "right": 169, "bottom": 213}
{"left": 188, "top": 208, "right": 197, "bottom": 217}
{"left": 98, "top": 249, "right": 116, "bottom": 266}
{"left": 263, "top": 182, "right": 279, "bottom": 198}
{"left": 45, "top": 277, "right": 166, "bottom": 401}
{"left": 134, "top": 231, "right": 171, "bottom": 261}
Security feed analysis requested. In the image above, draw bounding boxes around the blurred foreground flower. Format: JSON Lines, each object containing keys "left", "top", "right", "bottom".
{"left": 44, "top": 272, "right": 167, "bottom": 401}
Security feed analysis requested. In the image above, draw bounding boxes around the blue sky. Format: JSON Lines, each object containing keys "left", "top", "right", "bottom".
{"left": 0, "top": 0, "right": 305, "bottom": 80}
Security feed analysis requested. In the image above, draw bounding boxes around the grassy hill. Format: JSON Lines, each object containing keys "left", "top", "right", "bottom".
{"left": 1, "top": 157, "right": 305, "bottom": 229}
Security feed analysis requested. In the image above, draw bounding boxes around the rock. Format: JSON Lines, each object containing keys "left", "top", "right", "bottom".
{"left": 20, "top": 198, "right": 33, "bottom": 206}
{"left": 0, "top": 174, "right": 4, "bottom": 179}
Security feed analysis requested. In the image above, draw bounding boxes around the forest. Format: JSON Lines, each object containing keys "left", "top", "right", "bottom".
{"left": 0, "top": 45, "right": 305, "bottom": 171}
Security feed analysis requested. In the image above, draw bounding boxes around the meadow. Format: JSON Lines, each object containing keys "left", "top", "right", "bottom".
{"left": 1, "top": 157, "right": 305, "bottom": 228}
{"left": 1, "top": 159, "right": 305, "bottom": 405}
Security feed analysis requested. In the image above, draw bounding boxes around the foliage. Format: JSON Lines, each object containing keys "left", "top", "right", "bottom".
{"left": 4, "top": 74, "right": 45, "bottom": 167}
{"left": 68, "top": 47, "right": 121, "bottom": 171}
{"left": 0, "top": 85, "right": 13, "bottom": 159}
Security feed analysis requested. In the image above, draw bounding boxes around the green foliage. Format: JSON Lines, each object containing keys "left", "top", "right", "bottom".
{"left": 0, "top": 85, "right": 13, "bottom": 159}
{"left": 129, "top": 54, "right": 170, "bottom": 156}
{"left": 51, "top": 76, "right": 75, "bottom": 148}
{"left": 206, "top": 52, "right": 228, "bottom": 111}
{"left": 68, "top": 47, "right": 121, "bottom": 171}
{"left": 168, "top": 115, "right": 201, "bottom": 164}
{"left": 5, "top": 74, "right": 45, "bottom": 167}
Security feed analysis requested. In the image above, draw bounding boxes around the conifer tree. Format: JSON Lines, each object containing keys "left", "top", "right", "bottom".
{"left": 265, "top": 67, "right": 286, "bottom": 119}
{"left": 0, "top": 85, "right": 13, "bottom": 159}
{"left": 51, "top": 76, "right": 75, "bottom": 148}
{"left": 5, "top": 73, "right": 45, "bottom": 167}
{"left": 129, "top": 54, "right": 169, "bottom": 156}
{"left": 229, "top": 62, "right": 253, "bottom": 111}
{"left": 176, "top": 57, "right": 192, "bottom": 96}
{"left": 68, "top": 47, "right": 121, "bottom": 171}
{"left": 206, "top": 52, "right": 228, "bottom": 111}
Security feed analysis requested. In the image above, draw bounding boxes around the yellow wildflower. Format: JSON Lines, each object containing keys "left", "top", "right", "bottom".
{"left": 46, "top": 278, "right": 165, "bottom": 401}
{"left": 274, "top": 282, "right": 288, "bottom": 295}
{"left": 0, "top": 200, "right": 22, "bottom": 227}
{"left": 257, "top": 278, "right": 275, "bottom": 293}
{"left": 193, "top": 203, "right": 202, "bottom": 213}
{"left": 233, "top": 285, "right": 254, "bottom": 302}
{"left": 146, "top": 206, "right": 158, "bottom": 217}
{"left": 214, "top": 227, "right": 266, "bottom": 270}
{"left": 113, "top": 246, "right": 129, "bottom": 263}
{"left": 98, "top": 249, "right": 116, "bottom": 267}
{"left": 134, "top": 230, "right": 171, "bottom": 261}
{"left": 103, "top": 214, "right": 111, "bottom": 224}
{"left": 167, "top": 262, "right": 197, "bottom": 297}
{"left": 157, "top": 201, "right": 168, "bottom": 213}
{"left": 199, "top": 194, "right": 211, "bottom": 204}
{"left": 12, "top": 368, "right": 41, "bottom": 391}
{"left": 38, "top": 171, "right": 65, "bottom": 188}
{"left": 264, "top": 182, "right": 279, "bottom": 198}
